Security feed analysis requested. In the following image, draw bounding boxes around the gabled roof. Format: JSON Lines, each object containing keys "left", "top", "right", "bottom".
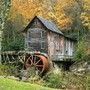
{"left": 22, "top": 16, "right": 76, "bottom": 41}
{"left": 22, "top": 16, "right": 63, "bottom": 35}
{"left": 37, "top": 16, "right": 63, "bottom": 35}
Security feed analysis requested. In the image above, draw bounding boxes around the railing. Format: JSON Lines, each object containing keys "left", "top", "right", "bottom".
{"left": 0, "top": 51, "right": 74, "bottom": 62}
{"left": 0, "top": 51, "right": 48, "bottom": 63}
{"left": 51, "top": 55, "right": 73, "bottom": 61}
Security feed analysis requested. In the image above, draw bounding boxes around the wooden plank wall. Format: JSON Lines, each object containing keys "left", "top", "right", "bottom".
{"left": 25, "top": 18, "right": 48, "bottom": 53}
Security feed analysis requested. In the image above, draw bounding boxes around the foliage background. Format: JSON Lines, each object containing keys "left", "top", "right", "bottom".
{"left": 0, "top": 0, "right": 90, "bottom": 53}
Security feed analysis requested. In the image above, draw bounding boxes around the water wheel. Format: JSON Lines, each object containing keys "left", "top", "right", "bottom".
{"left": 24, "top": 53, "right": 49, "bottom": 74}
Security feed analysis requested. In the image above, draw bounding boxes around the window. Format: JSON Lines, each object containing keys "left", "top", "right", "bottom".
{"left": 41, "top": 31, "right": 46, "bottom": 38}
{"left": 41, "top": 41, "right": 45, "bottom": 49}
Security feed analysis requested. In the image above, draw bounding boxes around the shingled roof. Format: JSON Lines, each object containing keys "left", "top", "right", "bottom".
{"left": 22, "top": 16, "right": 76, "bottom": 41}
{"left": 22, "top": 16, "right": 63, "bottom": 35}
{"left": 37, "top": 16, "right": 63, "bottom": 35}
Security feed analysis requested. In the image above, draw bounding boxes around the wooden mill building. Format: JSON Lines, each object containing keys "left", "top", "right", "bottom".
{"left": 22, "top": 16, "right": 76, "bottom": 62}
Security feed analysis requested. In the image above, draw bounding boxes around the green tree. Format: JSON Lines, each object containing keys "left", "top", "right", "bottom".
{"left": 74, "top": 40, "right": 87, "bottom": 60}
{"left": 2, "top": 14, "right": 25, "bottom": 51}
{"left": 0, "top": 0, "right": 11, "bottom": 62}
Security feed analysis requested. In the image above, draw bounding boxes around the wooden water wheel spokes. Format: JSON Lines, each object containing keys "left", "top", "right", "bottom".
{"left": 25, "top": 54, "right": 49, "bottom": 74}
{"left": 25, "top": 55, "right": 33, "bottom": 68}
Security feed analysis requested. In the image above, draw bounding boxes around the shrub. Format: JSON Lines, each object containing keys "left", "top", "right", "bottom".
{"left": 42, "top": 71, "right": 90, "bottom": 89}
{"left": 74, "top": 40, "right": 87, "bottom": 60}
{"left": 0, "top": 64, "right": 12, "bottom": 76}
{"left": 82, "top": 54, "right": 90, "bottom": 61}
{"left": 64, "top": 72, "right": 90, "bottom": 90}
{"left": 43, "top": 71, "right": 66, "bottom": 89}
{"left": 0, "top": 64, "right": 20, "bottom": 76}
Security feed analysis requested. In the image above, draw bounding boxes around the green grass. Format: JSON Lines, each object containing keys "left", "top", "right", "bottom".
{"left": 0, "top": 77, "right": 56, "bottom": 90}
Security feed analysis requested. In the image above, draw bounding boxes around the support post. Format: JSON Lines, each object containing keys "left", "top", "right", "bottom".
{"left": 0, "top": 31, "right": 2, "bottom": 64}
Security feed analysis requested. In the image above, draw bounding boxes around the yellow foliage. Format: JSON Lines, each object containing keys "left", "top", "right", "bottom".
{"left": 9, "top": 0, "right": 76, "bottom": 30}
{"left": 80, "top": 0, "right": 90, "bottom": 29}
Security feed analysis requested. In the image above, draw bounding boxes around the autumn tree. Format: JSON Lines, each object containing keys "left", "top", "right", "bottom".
{"left": 9, "top": 0, "right": 74, "bottom": 29}
{"left": 80, "top": 0, "right": 90, "bottom": 30}
{"left": 80, "top": 0, "right": 90, "bottom": 54}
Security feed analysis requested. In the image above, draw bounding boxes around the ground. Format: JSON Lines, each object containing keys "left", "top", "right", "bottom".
{"left": 0, "top": 77, "right": 57, "bottom": 90}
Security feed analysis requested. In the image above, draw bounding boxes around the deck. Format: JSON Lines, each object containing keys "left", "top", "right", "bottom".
{"left": 51, "top": 55, "right": 74, "bottom": 61}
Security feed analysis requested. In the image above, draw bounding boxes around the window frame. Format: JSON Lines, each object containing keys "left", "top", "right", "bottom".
{"left": 41, "top": 41, "right": 45, "bottom": 49}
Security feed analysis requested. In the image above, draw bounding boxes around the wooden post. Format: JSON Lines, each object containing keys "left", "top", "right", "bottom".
{"left": 0, "top": 31, "right": 2, "bottom": 64}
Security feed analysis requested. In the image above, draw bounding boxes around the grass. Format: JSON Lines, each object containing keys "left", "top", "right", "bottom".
{"left": 0, "top": 77, "right": 56, "bottom": 90}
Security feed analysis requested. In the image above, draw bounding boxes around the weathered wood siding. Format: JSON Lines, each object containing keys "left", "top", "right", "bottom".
{"left": 64, "top": 38, "right": 74, "bottom": 56}
{"left": 47, "top": 32, "right": 75, "bottom": 59}
{"left": 47, "top": 32, "right": 65, "bottom": 58}
{"left": 25, "top": 18, "right": 48, "bottom": 53}
{"left": 24, "top": 17, "right": 75, "bottom": 60}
